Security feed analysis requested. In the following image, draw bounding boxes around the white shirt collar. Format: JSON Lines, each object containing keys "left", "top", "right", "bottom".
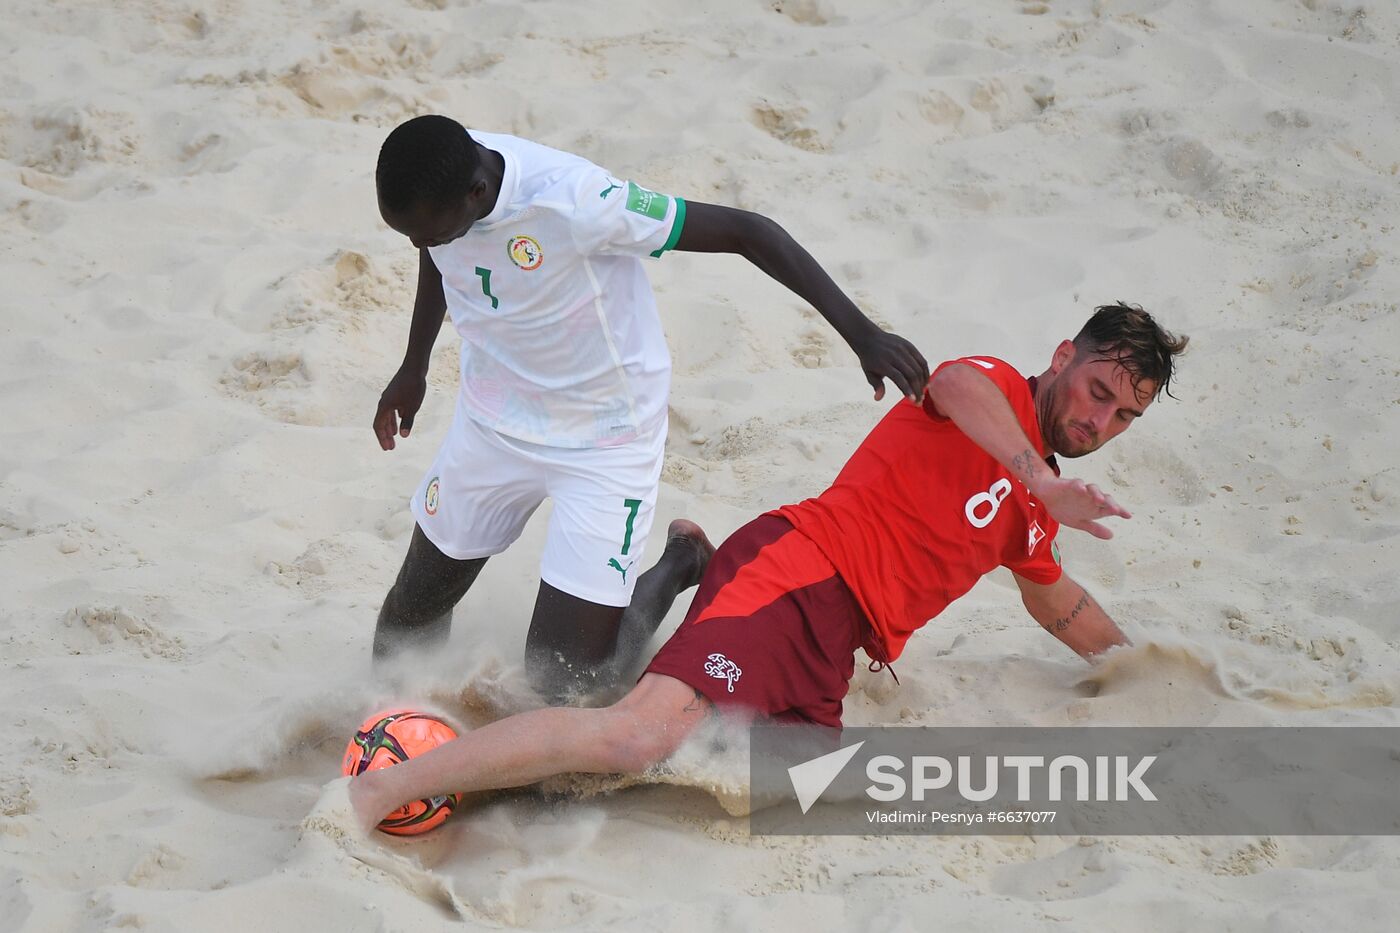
{"left": 474, "top": 145, "right": 519, "bottom": 229}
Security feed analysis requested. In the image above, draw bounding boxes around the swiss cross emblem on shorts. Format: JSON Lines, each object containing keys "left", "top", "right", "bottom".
{"left": 1027, "top": 520, "right": 1046, "bottom": 554}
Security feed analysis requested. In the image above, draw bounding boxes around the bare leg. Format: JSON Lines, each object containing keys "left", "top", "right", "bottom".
{"left": 373, "top": 525, "right": 488, "bottom": 664}
{"left": 612, "top": 519, "right": 714, "bottom": 678}
{"left": 523, "top": 586, "right": 624, "bottom": 700}
{"left": 523, "top": 520, "right": 716, "bottom": 701}
{"left": 347, "top": 673, "right": 709, "bottom": 832}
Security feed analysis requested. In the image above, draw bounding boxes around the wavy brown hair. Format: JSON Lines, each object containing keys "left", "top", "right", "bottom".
{"left": 1073, "top": 302, "right": 1189, "bottom": 400}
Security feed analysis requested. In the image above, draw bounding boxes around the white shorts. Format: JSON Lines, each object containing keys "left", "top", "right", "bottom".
{"left": 409, "top": 406, "right": 665, "bottom": 607}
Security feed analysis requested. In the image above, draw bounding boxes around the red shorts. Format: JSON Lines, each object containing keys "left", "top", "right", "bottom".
{"left": 644, "top": 513, "right": 868, "bottom": 728}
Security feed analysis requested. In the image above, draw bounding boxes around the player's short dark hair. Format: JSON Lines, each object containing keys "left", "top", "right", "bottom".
{"left": 1073, "top": 302, "right": 1189, "bottom": 400}
{"left": 375, "top": 115, "right": 481, "bottom": 215}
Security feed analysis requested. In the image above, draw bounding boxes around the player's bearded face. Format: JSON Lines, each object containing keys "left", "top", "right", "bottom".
{"left": 1043, "top": 352, "right": 1154, "bottom": 458}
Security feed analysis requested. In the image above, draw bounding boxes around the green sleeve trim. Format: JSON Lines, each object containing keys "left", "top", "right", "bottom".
{"left": 649, "top": 197, "right": 687, "bottom": 258}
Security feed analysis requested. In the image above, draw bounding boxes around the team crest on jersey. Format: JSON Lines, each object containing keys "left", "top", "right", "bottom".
{"left": 507, "top": 235, "right": 543, "bottom": 271}
{"left": 1027, "top": 520, "right": 1046, "bottom": 554}
{"left": 424, "top": 477, "right": 440, "bottom": 516}
{"left": 704, "top": 653, "right": 742, "bottom": 693}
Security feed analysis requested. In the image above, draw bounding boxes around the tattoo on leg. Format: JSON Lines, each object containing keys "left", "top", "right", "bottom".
{"left": 682, "top": 688, "right": 708, "bottom": 714}
{"left": 1053, "top": 591, "right": 1093, "bottom": 632}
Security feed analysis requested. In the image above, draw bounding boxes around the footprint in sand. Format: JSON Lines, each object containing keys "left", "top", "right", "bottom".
{"left": 332, "top": 250, "right": 411, "bottom": 314}
{"left": 281, "top": 63, "right": 392, "bottom": 117}
{"left": 749, "top": 53, "right": 887, "bottom": 152}
{"left": 223, "top": 350, "right": 306, "bottom": 392}
{"left": 273, "top": 250, "right": 411, "bottom": 333}
{"left": 770, "top": 0, "right": 830, "bottom": 26}
{"left": 934, "top": 75, "right": 1055, "bottom": 136}
{"left": 751, "top": 101, "right": 828, "bottom": 153}
{"left": 1285, "top": 247, "right": 1379, "bottom": 308}
{"left": 1160, "top": 137, "right": 1223, "bottom": 197}
{"left": 126, "top": 844, "right": 188, "bottom": 887}
{"left": 789, "top": 327, "right": 831, "bottom": 369}
{"left": 918, "top": 89, "right": 965, "bottom": 128}
{"left": 12, "top": 197, "right": 67, "bottom": 234}
{"left": 12, "top": 105, "right": 139, "bottom": 178}
{"left": 170, "top": 47, "right": 428, "bottom": 124}
{"left": 61, "top": 604, "right": 185, "bottom": 661}
{"left": 661, "top": 452, "right": 700, "bottom": 491}
{"left": 266, "top": 537, "right": 375, "bottom": 597}
{"left": 698, "top": 417, "right": 770, "bottom": 462}
{"left": 219, "top": 350, "right": 325, "bottom": 424}
{"left": 176, "top": 127, "right": 249, "bottom": 175}
{"left": 1, "top": 776, "right": 35, "bottom": 817}
{"left": 1264, "top": 108, "right": 1312, "bottom": 130}
{"left": 272, "top": 43, "right": 440, "bottom": 122}
{"left": 1118, "top": 107, "right": 1179, "bottom": 137}
{"left": 1211, "top": 838, "right": 1281, "bottom": 876}
{"left": 0, "top": 507, "right": 42, "bottom": 542}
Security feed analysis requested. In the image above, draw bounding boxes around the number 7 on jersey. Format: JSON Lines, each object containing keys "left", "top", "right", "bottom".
{"left": 474, "top": 266, "right": 499, "bottom": 310}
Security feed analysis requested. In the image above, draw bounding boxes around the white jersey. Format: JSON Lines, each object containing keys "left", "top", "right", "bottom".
{"left": 427, "top": 131, "right": 685, "bottom": 448}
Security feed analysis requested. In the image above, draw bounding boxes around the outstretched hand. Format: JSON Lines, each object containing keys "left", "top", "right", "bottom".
{"left": 374, "top": 367, "right": 428, "bottom": 451}
{"left": 1032, "top": 475, "right": 1131, "bottom": 540}
{"left": 852, "top": 328, "right": 930, "bottom": 403}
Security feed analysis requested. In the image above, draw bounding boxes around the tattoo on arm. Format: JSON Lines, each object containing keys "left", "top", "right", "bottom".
{"left": 1011, "top": 448, "right": 1041, "bottom": 484}
{"left": 682, "top": 688, "right": 709, "bottom": 714}
{"left": 1053, "top": 591, "right": 1093, "bottom": 632}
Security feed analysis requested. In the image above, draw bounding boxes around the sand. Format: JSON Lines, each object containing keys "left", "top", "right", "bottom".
{"left": 3, "top": 0, "right": 1399, "bottom": 929}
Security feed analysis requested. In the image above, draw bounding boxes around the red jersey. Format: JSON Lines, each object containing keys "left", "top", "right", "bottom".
{"left": 775, "top": 356, "right": 1063, "bottom": 663}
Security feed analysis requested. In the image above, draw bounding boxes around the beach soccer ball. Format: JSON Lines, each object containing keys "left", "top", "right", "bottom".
{"left": 341, "top": 708, "right": 461, "bottom": 835}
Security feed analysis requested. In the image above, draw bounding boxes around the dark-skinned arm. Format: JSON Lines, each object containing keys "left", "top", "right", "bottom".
{"left": 926, "top": 363, "right": 1130, "bottom": 539}
{"left": 674, "top": 201, "right": 928, "bottom": 403}
{"left": 374, "top": 248, "right": 447, "bottom": 451}
{"left": 1014, "top": 571, "right": 1130, "bottom": 661}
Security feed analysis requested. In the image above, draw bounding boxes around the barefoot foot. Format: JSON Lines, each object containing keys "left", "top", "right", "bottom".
{"left": 665, "top": 519, "right": 716, "bottom": 590}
